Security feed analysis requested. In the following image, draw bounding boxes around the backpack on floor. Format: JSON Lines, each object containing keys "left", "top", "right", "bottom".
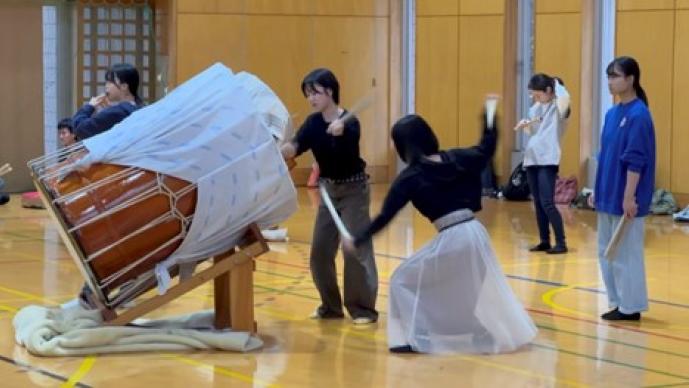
{"left": 501, "top": 162, "right": 530, "bottom": 201}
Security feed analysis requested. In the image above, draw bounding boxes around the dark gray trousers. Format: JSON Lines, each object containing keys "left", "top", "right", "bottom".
{"left": 311, "top": 180, "right": 378, "bottom": 320}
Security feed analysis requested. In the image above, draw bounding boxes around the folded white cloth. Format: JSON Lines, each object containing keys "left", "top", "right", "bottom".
{"left": 13, "top": 305, "right": 262, "bottom": 356}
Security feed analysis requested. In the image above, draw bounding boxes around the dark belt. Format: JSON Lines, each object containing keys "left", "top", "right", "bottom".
{"left": 319, "top": 171, "right": 369, "bottom": 185}
{"left": 438, "top": 216, "right": 475, "bottom": 232}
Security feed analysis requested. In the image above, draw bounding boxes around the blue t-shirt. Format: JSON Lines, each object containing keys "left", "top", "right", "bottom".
{"left": 594, "top": 98, "right": 656, "bottom": 217}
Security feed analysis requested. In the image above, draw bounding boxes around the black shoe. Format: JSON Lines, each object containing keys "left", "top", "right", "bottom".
{"left": 529, "top": 242, "right": 551, "bottom": 252}
{"left": 389, "top": 345, "right": 417, "bottom": 353}
{"left": 601, "top": 308, "right": 640, "bottom": 321}
{"left": 546, "top": 245, "right": 568, "bottom": 254}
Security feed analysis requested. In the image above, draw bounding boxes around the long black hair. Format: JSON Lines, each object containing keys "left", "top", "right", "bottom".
{"left": 301, "top": 68, "right": 340, "bottom": 104}
{"left": 391, "top": 114, "right": 439, "bottom": 164}
{"left": 105, "top": 63, "right": 141, "bottom": 104}
{"left": 606, "top": 56, "right": 648, "bottom": 106}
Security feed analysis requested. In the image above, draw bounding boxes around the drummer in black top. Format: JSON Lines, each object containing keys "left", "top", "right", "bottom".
{"left": 281, "top": 68, "right": 378, "bottom": 324}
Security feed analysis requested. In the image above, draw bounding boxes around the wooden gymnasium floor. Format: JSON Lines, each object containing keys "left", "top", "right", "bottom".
{"left": 0, "top": 185, "right": 688, "bottom": 387}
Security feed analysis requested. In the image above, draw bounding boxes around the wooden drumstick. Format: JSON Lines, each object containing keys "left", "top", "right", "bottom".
{"left": 339, "top": 92, "right": 374, "bottom": 124}
{"left": 0, "top": 163, "right": 12, "bottom": 177}
{"left": 604, "top": 217, "right": 629, "bottom": 260}
{"left": 319, "top": 183, "right": 352, "bottom": 240}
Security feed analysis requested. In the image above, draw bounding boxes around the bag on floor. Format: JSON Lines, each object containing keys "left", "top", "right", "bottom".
{"left": 501, "top": 162, "right": 530, "bottom": 201}
{"left": 651, "top": 189, "right": 678, "bottom": 215}
{"left": 554, "top": 176, "right": 578, "bottom": 205}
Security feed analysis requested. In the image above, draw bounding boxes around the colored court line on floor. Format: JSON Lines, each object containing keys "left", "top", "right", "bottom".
{"left": 532, "top": 342, "right": 689, "bottom": 382}
{"left": 252, "top": 269, "right": 689, "bottom": 382}
{"left": 540, "top": 282, "right": 689, "bottom": 331}
{"left": 527, "top": 307, "right": 689, "bottom": 343}
{"left": 288, "top": 239, "right": 689, "bottom": 311}
{"left": 644, "top": 382, "right": 689, "bottom": 388}
{"left": 163, "top": 354, "right": 280, "bottom": 388}
{"left": 0, "top": 354, "right": 91, "bottom": 388}
{"left": 0, "top": 285, "right": 60, "bottom": 306}
{"left": 536, "top": 323, "right": 689, "bottom": 360}
{"left": 61, "top": 356, "right": 96, "bottom": 388}
{"left": 541, "top": 282, "right": 599, "bottom": 318}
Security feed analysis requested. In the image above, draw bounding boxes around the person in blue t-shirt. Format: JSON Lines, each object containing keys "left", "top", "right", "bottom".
{"left": 591, "top": 56, "right": 655, "bottom": 321}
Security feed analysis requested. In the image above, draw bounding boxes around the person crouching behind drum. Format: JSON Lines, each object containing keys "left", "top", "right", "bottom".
{"left": 281, "top": 68, "right": 378, "bottom": 325}
{"left": 57, "top": 118, "right": 76, "bottom": 147}
{"left": 343, "top": 102, "right": 538, "bottom": 354}
{"left": 72, "top": 63, "right": 143, "bottom": 140}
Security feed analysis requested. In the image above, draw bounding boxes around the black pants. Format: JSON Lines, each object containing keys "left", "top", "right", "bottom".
{"left": 526, "top": 165, "right": 566, "bottom": 247}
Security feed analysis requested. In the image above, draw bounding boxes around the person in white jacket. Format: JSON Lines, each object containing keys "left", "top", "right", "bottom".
{"left": 515, "top": 73, "right": 571, "bottom": 254}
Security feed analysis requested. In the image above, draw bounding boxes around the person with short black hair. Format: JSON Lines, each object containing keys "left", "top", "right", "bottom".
{"left": 281, "top": 68, "right": 378, "bottom": 325}
{"left": 57, "top": 117, "right": 76, "bottom": 147}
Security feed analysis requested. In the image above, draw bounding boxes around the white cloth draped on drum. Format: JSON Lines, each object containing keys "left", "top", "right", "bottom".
{"left": 75, "top": 63, "right": 297, "bottom": 294}
{"left": 387, "top": 211, "right": 537, "bottom": 354}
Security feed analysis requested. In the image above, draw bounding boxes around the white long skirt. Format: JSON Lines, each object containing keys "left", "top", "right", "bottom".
{"left": 388, "top": 210, "right": 537, "bottom": 354}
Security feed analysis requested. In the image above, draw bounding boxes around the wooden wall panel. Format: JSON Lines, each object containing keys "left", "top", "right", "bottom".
{"left": 460, "top": 0, "right": 504, "bottom": 15}
{"left": 244, "top": 0, "right": 313, "bottom": 15}
{"left": 175, "top": 14, "right": 246, "bottom": 81}
{"left": 0, "top": 2, "right": 43, "bottom": 191}
{"left": 672, "top": 11, "right": 689, "bottom": 193}
{"left": 458, "top": 15, "right": 503, "bottom": 148}
{"left": 245, "top": 16, "right": 313, "bottom": 123}
{"left": 416, "top": 0, "right": 458, "bottom": 16}
{"left": 536, "top": 0, "right": 582, "bottom": 13}
{"left": 617, "top": 0, "right": 675, "bottom": 11}
{"left": 173, "top": 0, "right": 391, "bottom": 183}
{"left": 312, "top": 17, "right": 389, "bottom": 167}
{"left": 679, "top": 0, "right": 689, "bottom": 9}
{"left": 534, "top": 12, "right": 582, "bottom": 178}
{"left": 313, "top": 0, "right": 389, "bottom": 16}
{"left": 415, "top": 17, "right": 459, "bottom": 149}
{"left": 616, "top": 10, "right": 674, "bottom": 190}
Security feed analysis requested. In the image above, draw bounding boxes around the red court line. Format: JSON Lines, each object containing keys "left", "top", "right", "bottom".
{"left": 528, "top": 307, "right": 689, "bottom": 343}
{"left": 262, "top": 259, "right": 689, "bottom": 343}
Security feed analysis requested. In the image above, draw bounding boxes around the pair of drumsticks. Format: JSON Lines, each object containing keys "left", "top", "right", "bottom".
{"left": 0, "top": 163, "right": 12, "bottom": 177}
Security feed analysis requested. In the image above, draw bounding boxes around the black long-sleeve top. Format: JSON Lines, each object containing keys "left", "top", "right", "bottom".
{"left": 293, "top": 111, "right": 367, "bottom": 179}
{"left": 354, "top": 125, "right": 497, "bottom": 246}
{"left": 72, "top": 101, "right": 140, "bottom": 140}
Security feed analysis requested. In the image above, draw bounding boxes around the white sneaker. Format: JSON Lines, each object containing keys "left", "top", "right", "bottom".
{"left": 352, "top": 317, "right": 374, "bottom": 325}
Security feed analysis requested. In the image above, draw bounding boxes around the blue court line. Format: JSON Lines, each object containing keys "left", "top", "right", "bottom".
{"left": 0, "top": 354, "right": 92, "bottom": 388}
{"left": 289, "top": 239, "right": 689, "bottom": 310}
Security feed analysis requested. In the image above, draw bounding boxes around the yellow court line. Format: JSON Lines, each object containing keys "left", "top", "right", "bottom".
{"left": 541, "top": 282, "right": 600, "bottom": 318}
{"left": 503, "top": 258, "right": 597, "bottom": 269}
{"left": 456, "top": 355, "right": 586, "bottom": 388}
{"left": 0, "top": 304, "right": 18, "bottom": 313}
{"left": 257, "top": 306, "right": 582, "bottom": 387}
{"left": 0, "top": 285, "right": 61, "bottom": 306}
{"left": 164, "top": 354, "right": 280, "bottom": 388}
{"left": 60, "top": 356, "right": 96, "bottom": 388}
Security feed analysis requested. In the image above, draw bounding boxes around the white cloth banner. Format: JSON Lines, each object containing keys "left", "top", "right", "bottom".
{"left": 76, "top": 63, "right": 297, "bottom": 293}
{"left": 14, "top": 305, "right": 262, "bottom": 356}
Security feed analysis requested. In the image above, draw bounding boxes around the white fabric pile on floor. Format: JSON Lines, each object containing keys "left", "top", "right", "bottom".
{"left": 13, "top": 305, "right": 262, "bottom": 356}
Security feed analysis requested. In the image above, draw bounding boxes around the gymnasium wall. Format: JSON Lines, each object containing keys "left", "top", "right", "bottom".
{"left": 533, "top": 0, "right": 582, "bottom": 180}
{"left": 0, "top": 1, "right": 44, "bottom": 192}
{"left": 616, "top": 0, "right": 689, "bottom": 202}
{"left": 170, "top": 0, "right": 393, "bottom": 184}
{"left": 415, "top": 0, "right": 507, "bottom": 179}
